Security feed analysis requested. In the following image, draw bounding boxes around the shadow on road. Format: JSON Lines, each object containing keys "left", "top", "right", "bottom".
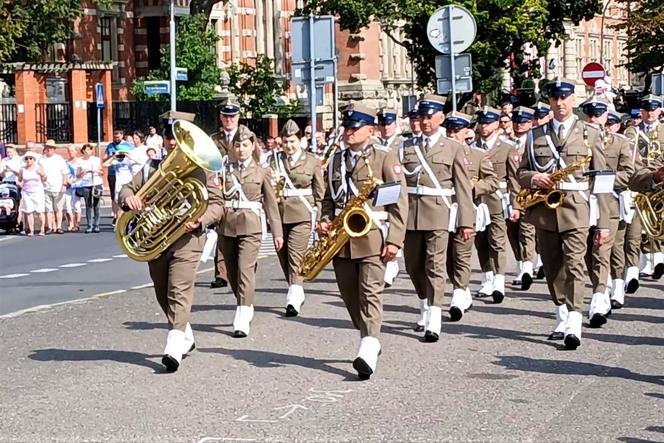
{"left": 28, "top": 348, "right": 163, "bottom": 371}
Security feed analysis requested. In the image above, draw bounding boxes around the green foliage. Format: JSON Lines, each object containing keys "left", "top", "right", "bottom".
{"left": 1, "top": 0, "right": 111, "bottom": 62}
{"left": 131, "top": 15, "right": 222, "bottom": 101}
{"left": 612, "top": 0, "right": 664, "bottom": 84}
{"left": 226, "top": 55, "right": 301, "bottom": 118}
{"left": 301, "top": 0, "right": 601, "bottom": 94}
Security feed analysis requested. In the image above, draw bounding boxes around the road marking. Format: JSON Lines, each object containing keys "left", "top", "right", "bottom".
{"left": 0, "top": 273, "right": 29, "bottom": 279}
{"left": 30, "top": 268, "right": 58, "bottom": 273}
{"left": 112, "top": 254, "right": 128, "bottom": 258}
{"left": 130, "top": 283, "right": 153, "bottom": 290}
{"left": 0, "top": 237, "right": 14, "bottom": 243}
{"left": 87, "top": 258, "right": 113, "bottom": 263}
{"left": 59, "top": 263, "right": 87, "bottom": 268}
{"left": 0, "top": 290, "right": 127, "bottom": 319}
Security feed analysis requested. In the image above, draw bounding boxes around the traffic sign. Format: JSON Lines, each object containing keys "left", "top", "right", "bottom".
{"left": 435, "top": 54, "right": 472, "bottom": 80}
{"left": 176, "top": 68, "right": 188, "bottom": 81}
{"left": 95, "top": 83, "right": 104, "bottom": 109}
{"left": 290, "top": 16, "right": 335, "bottom": 63}
{"left": 427, "top": 5, "right": 477, "bottom": 55}
{"left": 437, "top": 78, "right": 473, "bottom": 94}
{"left": 581, "top": 62, "right": 606, "bottom": 87}
{"left": 144, "top": 80, "right": 170, "bottom": 95}
{"left": 291, "top": 60, "right": 335, "bottom": 84}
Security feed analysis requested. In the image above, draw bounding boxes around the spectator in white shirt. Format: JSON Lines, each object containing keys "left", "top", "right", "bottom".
{"left": 145, "top": 126, "right": 163, "bottom": 151}
{"left": 130, "top": 130, "right": 149, "bottom": 175}
{"left": 102, "top": 141, "right": 138, "bottom": 206}
{"left": 77, "top": 143, "right": 103, "bottom": 233}
{"left": 38, "top": 139, "right": 68, "bottom": 234}
{"left": 64, "top": 146, "right": 82, "bottom": 231}
{"left": 1, "top": 147, "right": 22, "bottom": 183}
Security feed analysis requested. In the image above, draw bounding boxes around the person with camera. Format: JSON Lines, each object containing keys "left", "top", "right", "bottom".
{"left": 76, "top": 143, "right": 103, "bottom": 233}
{"left": 102, "top": 141, "right": 140, "bottom": 213}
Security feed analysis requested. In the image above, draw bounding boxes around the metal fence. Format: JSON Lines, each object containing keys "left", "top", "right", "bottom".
{"left": 0, "top": 104, "right": 17, "bottom": 144}
{"left": 35, "top": 103, "right": 72, "bottom": 143}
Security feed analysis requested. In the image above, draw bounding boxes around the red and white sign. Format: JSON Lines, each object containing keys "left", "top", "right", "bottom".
{"left": 581, "top": 62, "right": 606, "bottom": 87}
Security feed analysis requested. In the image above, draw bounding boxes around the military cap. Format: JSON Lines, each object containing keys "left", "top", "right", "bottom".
{"left": 533, "top": 102, "right": 551, "bottom": 118}
{"left": 377, "top": 108, "right": 398, "bottom": 125}
{"left": 443, "top": 112, "right": 472, "bottom": 130}
{"left": 219, "top": 102, "right": 241, "bottom": 116}
{"left": 581, "top": 96, "right": 609, "bottom": 117}
{"left": 235, "top": 125, "right": 255, "bottom": 142}
{"left": 417, "top": 94, "right": 446, "bottom": 115}
{"left": 280, "top": 119, "right": 300, "bottom": 137}
{"left": 407, "top": 107, "right": 419, "bottom": 119}
{"left": 475, "top": 106, "right": 502, "bottom": 124}
{"left": 607, "top": 111, "right": 623, "bottom": 125}
{"left": 342, "top": 103, "right": 377, "bottom": 128}
{"left": 639, "top": 94, "right": 662, "bottom": 111}
{"left": 630, "top": 109, "right": 642, "bottom": 119}
{"left": 512, "top": 106, "right": 535, "bottom": 123}
{"left": 544, "top": 78, "right": 577, "bottom": 98}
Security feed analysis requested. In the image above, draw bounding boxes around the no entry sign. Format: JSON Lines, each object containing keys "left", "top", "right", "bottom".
{"left": 581, "top": 62, "right": 606, "bottom": 87}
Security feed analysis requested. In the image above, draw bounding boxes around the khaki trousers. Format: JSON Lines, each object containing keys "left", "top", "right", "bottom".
{"left": 332, "top": 255, "right": 385, "bottom": 338}
{"left": 610, "top": 220, "right": 627, "bottom": 279}
{"left": 624, "top": 216, "right": 642, "bottom": 268}
{"left": 585, "top": 218, "right": 619, "bottom": 294}
{"left": 214, "top": 222, "right": 228, "bottom": 280}
{"left": 537, "top": 227, "right": 589, "bottom": 312}
{"left": 508, "top": 218, "right": 537, "bottom": 263}
{"left": 277, "top": 221, "right": 311, "bottom": 285}
{"left": 446, "top": 231, "right": 475, "bottom": 290}
{"left": 475, "top": 213, "right": 508, "bottom": 274}
{"left": 404, "top": 229, "right": 449, "bottom": 307}
{"left": 148, "top": 232, "right": 205, "bottom": 331}
{"left": 221, "top": 233, "right": 262, "bottom": 306}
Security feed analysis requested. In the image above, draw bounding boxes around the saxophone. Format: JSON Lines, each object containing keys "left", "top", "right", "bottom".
{"left": 298, "top": 152, "right": 382, "bottom": 281}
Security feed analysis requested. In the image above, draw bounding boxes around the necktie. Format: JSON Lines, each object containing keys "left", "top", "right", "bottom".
{"left": 423, "top": 137, "right": 430, "bottom": 152}
{"left": 557, "top": 124, "right": 565, "bottom": 141}
{"left": 288, "top": 155, "right": 294, "bottom": 166}
{"left": 239, "top": 163, "right": 245, "bottom": 171}
{"left": 226, "top": 133, "right": 232, "bottom": 143}
{"left": 481, "top": 141, "right": 488, "bottom": 151}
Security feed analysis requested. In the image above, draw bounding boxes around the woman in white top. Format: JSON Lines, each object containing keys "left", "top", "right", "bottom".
{"left": 130, "top": 130, "right": 149, "bottom": 175}
{"left": 64, "top": 146, "right": 82, "bottom": 231}
{"left": 18, "top": 152, "right": 47, "bottom": 236}
{"left": 76, "top": 143, "right": 104, "bottom": 233}
{"left": 102, "top": 141, "right": 139, "bottom": 206}
{"left": 1, "top": 147, "right": 22, "bottom": 183}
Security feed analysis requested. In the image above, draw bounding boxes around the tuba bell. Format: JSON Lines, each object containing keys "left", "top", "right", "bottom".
{"left": 116, "top": 120, "right": 223, "bottom": 261}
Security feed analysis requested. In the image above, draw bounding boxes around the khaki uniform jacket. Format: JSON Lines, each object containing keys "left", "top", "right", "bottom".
{"left": 269, "top": 151, "right": 326, "bottom": 224}
{"left": 599, "top": 131, "right": 637, "bottom": 219}
{"left": 118, "top": 159, "right": 225, "bottom": 248}
{"left": 636, "top": 123, "right": 664, "bottom": 162}
{"left": 463, "top": 145, "right": 499, "bottom": 203}
{"left": 629, "top": 152, "right": 662, "bottom": 193}
{"left": 321, "top": 143, "right": 408, "bottom": 259}
{"left": 479, "top": 135, "right": 521, "bottom": 214}
{"left": 210, "top": 124, "right": 249, "bottom": 163}
{"left": 220, "top": 160, "right": 283, "bottom": 238}
{"left": 382, "top": 134, "right": 403, "bottom": 153}
{"left": 401, "top": 135, "right": 475, "bottom": 231}
{"left": 517, "top": 119, "right": 610, "bottom": 232}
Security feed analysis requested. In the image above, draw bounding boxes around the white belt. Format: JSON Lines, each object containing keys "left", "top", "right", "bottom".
{"left": 498, "top": 181, "right": 508, "bottom": 189}
{"left": 334, "top": 208, "right": 388, "bottom": 221}
{"left": 224, "top": 200, "right": 262, "bottom": 210}
{"left": 406, "top": 186, "right": 455, "bottom": 197}
{"left": 283, "top": 188, "right": 313, "bottom": 198}
{"left": 557, "top": 181, "right": 589, "bottom": 191}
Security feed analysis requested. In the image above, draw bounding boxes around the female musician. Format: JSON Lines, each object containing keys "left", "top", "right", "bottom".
{"left": 220, "top": 127, "right": 284, "bottom": 337}
{"left": 269, "top": 120, "right": 325, "bottom": 316}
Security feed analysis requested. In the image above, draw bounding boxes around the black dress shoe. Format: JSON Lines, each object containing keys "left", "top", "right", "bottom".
{"left": 233, "top": 330, "right": 247, "bottom": 338}
{"left": 589, "top": 313, "right": 608, "bottom": 328}
{"left": 536, "top": 267, "right": 545, "bottom": 279}
{"left": 492, "top": 290, "right": 505, "bottom": 304}
{"left": 352, "top": 357, "right": 373, "bottom": 381}
{"left": 285, "top": 304, "right": 299, "bottom": 317}
{"left": 210, "top": 278, "right": 228, "bottom": 289}
{"left": 653, "top": 263, "right": 664, "bottom": 280}
{"left": 548, "top": 331, "right": 564, "bottom": 340}
{"left": 564, "top": 334, "right": 581, "bottom": 350}
{"left": 162, "top": 354, "right": 180, "bottom": 372}
{"left": 414, "top": 324, "right": 425, "bottom": 332}
{"left": 610, "top": 299, "right": 623, "bottom": 309}
{"left": 625, "top": 278, "right": 639, "bottom": 294}
{"left": 520, "top": 274, "right": 533, "bottom": 291}
{"left": 449, "top": 306, "right": 463, "bottom": 322}
{"left": 476, "top": 292, "right": 492, "bottom": 298}
{"left": 512, "top": 278, "right": 522, "bottom": 286}
{"left": 424, "top": 330, "right": 439, "bottom": 342}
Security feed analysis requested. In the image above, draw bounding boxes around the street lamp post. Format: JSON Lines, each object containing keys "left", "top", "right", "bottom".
{"left": 169, "top": 0, "right": 177, "bottom": 112}
{"left": 599, "top": 0, "right": 612, "bottom": 68}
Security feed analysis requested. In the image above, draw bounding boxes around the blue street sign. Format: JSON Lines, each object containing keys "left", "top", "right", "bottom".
{"left": 144, "top": 80, "right": 170, "bottom": 95}
{"left": 176, "top": 68, "right": 188, "bottom": 81}
{"left": 95, "top": 83, "right": 104, "bottom": 109}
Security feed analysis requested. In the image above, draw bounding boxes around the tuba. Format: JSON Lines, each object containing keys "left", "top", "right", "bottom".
{"left": 116, "top": 120, "right": 223, "bottom": 261}
{"left": 647, "top": 129, "right": 662, "bottom": 162}
{"left": 298, "top": 153, "right": 382, "bottom": 281}
{"left": 635, "top": 186, "right": 664, "bottom": 240}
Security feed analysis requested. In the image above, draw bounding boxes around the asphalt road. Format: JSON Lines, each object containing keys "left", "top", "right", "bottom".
{"left": 0, "top": 246, "right": 662, "bottom": 442}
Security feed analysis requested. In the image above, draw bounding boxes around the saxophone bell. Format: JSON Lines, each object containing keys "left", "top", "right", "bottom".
{"left": 545, "top": 190, "right": 564, "bottom": 209}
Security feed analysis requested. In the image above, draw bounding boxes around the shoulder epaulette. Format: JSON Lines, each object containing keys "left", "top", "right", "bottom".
{"left": 372, "top": 143, "right": 390, "bottom": 153}
{"left": 499, "top": 135, "right": 516, "bottom": 145}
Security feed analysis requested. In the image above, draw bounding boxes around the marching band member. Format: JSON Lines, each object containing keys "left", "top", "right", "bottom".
{"left": 270, "top": 120, "right": 325, "bottom": 316}
{"left": 580, "top": 98, "right": 635, "bottom": 328}
{"left": 473, "top": 107, "right": 521, "bottom": 303}
{"left": 220, "top": 126, "right": 284, "bottom": 337}
{"left": 507, "top": 106, "right": 538, "bottom": 289}
{"left": 516, "top": 78, "right": 611, "bottom": 350}
{"left": 119, "top": 128, "right": 225, "bottom": 372}
{"left": 408, "top": 107, "right": 422, "bottom": 140}
{"left": 533, "top": 102, "right": 552, "bottom": 128}
{"left": 401, "top": 95, "right": 474, "bottom": 340}
{"left": 318, "top": 103, "right": 407, "bottom": 380}
{"left": 444, "top": 112, "right": 498, "bottom": 320}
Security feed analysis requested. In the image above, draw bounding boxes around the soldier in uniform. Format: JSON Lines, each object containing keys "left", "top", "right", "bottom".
{"left": 318, "top": 104, "right": 407, "bottom": 380}
{"left": 473, "top": 107, "right": 522, "bottom": 303}
{"left": 516, "top": 78, "right": 611, "bottom": 350}
{"left": 444, "top": 112, "right": 498, "bottom": 320}
{"left": 408, "top": 108, "right": 422, "bottom": 141}
{"left": 580, "top": 98, "right": 635, "bottom": 327}
{"left": 401, "top": 95, "right": 475, "bottom": 340}
{"left": 119, "top": 125, "right": 225, "bottom": 372}
{"left": 210, "top": 102, "right": 249, "bottom": 289}
{"left": 507, "top": 106, "right": 539, "bottom": 289}
{"left": 269, "top": 120, "right": 325, "bottom": 316}
{"left": 220, "top": 127, "right": 284, "bottom": 337}
{"left": 533, "top": 102, "right": 552, "bottom": 128}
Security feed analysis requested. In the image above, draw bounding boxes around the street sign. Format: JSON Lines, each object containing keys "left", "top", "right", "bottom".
{"left": 581, "top": 62, "right": 606, "bottom": 87}
{"left": 176, "top": 67, "right": 188, "bottom": 81}
{"left": 437, "top": 78, "right": 473, "bottom": 94}
{"left": 427, "top": 5, "right": 477, "bottom": 55}
{"left": 652, "top": 73, "right": 664, "bottom": 95}
{"left": 144, "top": 80, "right": 170, "bottom": 95}
{"left": 290, "top": 16, "right": 335, "bottom": 63}
{"left": 435, "top": 54, "right": 472, "bottom": 80}
{"left": 95, "top": 83, "right": 104, "bottom": 109}
{"left": 291, "top": 60, "right": 335, "bottom": 84}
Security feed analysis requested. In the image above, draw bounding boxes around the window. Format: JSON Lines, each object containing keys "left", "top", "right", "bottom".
{"left": 100, "top": 16, "right": 119, "bottom": 80}
{"left": 603, "top": 40, "right": 612, "bottom": 66}
{"left": 575, "top": 38, "right": 584, "bottom": 72}
{"left": 146, "top": 17, "right": 162, "bottom": 70}
{"left": 589, "top": 38, "right": 599, "bottom": 61}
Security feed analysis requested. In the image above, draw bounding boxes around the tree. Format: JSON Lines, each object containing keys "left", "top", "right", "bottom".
{"left": 612, "top": 0, "right": 664, "bottom": 90}
{"left": 131, "top": 15, "right": 222, "bottom": 101}
{"left": 1, "top": 0, "right": 111, "bottom": 63}
{"left": 301, "top": 0, "right": 601, "bottom": 94}
{"left": 226, "top": 55, "right": 301, "bottom": 118}
{"left": 190, "top": 0, "right": 220, "bottom": 18}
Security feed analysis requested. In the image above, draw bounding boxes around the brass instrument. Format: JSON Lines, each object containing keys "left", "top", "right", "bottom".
{"left": 515, "top": 151, "right": 592, "bottom": 209}
{"left": 116, "top": 120, "right": 223, "bottom": 261}
{"left": 321, "top": 129, "right": 344, "bottom": 172}
{"left": 270, "top": 160, "right": 286, "bottom": 199}
{"left": 635, "top": 185, "right": 664, "bottom": 240}
{"left": 647, "top": 129, "right": 662, "bottom": 162}
{"left": 299, "top": 153, "right": 382, "bottom": 281}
